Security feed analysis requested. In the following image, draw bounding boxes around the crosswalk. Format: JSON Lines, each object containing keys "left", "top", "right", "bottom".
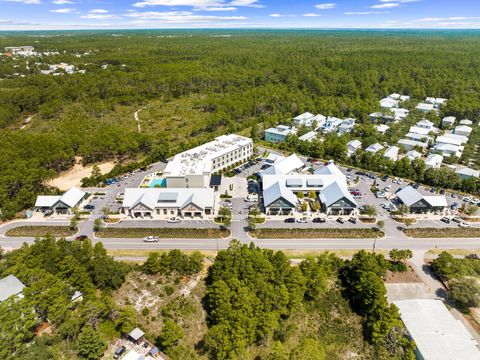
{"left": 232, "top": 215, "right": 248, "bottom": 220}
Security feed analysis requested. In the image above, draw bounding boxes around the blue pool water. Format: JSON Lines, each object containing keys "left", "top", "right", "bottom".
{"left": 150, "top": 178, "right": 166, "bottom": 188}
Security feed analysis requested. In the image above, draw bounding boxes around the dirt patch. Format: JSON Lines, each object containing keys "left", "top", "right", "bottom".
{"left": 48, "top": 156, "right": 115, "bottom": 190}
{"left": 385, "top": 265, "right": 422, "bottom": 283}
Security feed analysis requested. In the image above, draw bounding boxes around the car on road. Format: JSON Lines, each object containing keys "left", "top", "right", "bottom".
{"left": 284, "top": 218, "right": 295, "bottom": 223}
{"left": 84, "top": 204, "right": 95, "bottom": 210}
{"left": 440, "top": 217, "right": 450, "bottom": 224}
{"left": 336, "top": 217, "right": 345, "bottom": 224}
{"left": 75, "top": 235, "right": 88, "bottom": 241}
{"left": 144, "top": 236, "right": 160, "bottom": 242}
{"left": 348, "top": 217, "right": 357, "bottom": 224}
{"left": 459, "top": 222, "right": 471, "bottom": 228}
{"left": 296, "top": 217, "right": 308, "bottom": 223}
{"left": 167, "top": 217, "right": 181, "bottom": 223}
{"left": 313, "top": 217, "right": 326, "bottom": 223}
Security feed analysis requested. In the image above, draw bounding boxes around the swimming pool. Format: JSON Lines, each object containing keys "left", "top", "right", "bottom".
{"left": 150, "top": 178, "right": 166, "bottom": 188}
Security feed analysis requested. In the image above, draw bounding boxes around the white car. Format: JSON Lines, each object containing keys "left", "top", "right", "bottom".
{"left": 296, "top": 217, "right": 308, "bottom": 223}
{"left": 376, "top": 192, "right": 386, "bottom": 199}
{"left": 167, "top": 217, "right": 181, "bottom": 223}
{"left": 459, "top": 222, "right": 471, "bottom": 228}
{"left": 144, "top": 236, "right": 159, "bottom": 242}
{"left": 463, "top": 197, "right": 472, "bottom": 202}
{"left": 392, "top": 178, "right": 399, "bottom": 184}
{"left": 385, "top": 185, "right": 392, "bottom": 192}
{"left": 397, "top": 179, "right": 403, "bottom": 185}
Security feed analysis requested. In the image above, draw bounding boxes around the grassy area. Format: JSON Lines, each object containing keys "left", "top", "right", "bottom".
{"left": 107, "top": 249, "right": 218, "bottom": 257}
{"left": 427, "top": 249, "right": 480, "bottom": 256}
{"left": 404, "top": 227, "right": 480, "bottom": 238}
{"left": 96, "top": 227, "right": 229, "bottom": 239}
{"left": 250, "top": 228, "right": 383, "bottom": 239}
{"left": 5, "top": 226, "right": 77, "bottom": 237}
{"left": 282, "top": 249, "right": 387, "bottom": 259}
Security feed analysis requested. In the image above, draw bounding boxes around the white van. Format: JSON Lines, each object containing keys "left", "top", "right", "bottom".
{"left": 244, "top": 194, "right": 258, "bottom": 202}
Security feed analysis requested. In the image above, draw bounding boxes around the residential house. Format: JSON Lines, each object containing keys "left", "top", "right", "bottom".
{"left": 0, "top": 275, "right": 25, "bottom": 302}
{"left": 459, "top": 119, "right": 473, "bottom": 126}
{"left": 375, "top": 124, "right": 390, "bottom": 134}
{"left": 365, "top": 143, "right": 384, "bottom": 154}
{"left": 441, "top": 116, "right": 456, "bottom": 128}
{"left": 128, "top": 328, "right": 145, "bottom": 345}
{"left": 380, "top": 97, "right": 399, "bottom": 109}
{"left": 321, "top": 117, "right": 343, "bottom": 133}
{"left": 388, "top": 93, "right": 410, "bottom": 102}
{"left": 406, "top": 150, "right": 422, "bottom": 161}
{"left": 456, "top": 167, "right": 480, "bottom": 180}
{"left": 431, "top": 143, "right": 463, "bottom": 158}
{"left": 416, "top": 103, "right": 434, "bottom": 112}
{"left": 383, "top": 146, "right": 400, "bottom": 161}
{"left": 35, "top": 187, "right": 87, "bottom": 215}
{"left": 454, "top": 125, "right": 473, "bottom": 137}
{"left": 121, "top": 188, "right": 215, "bottom": 219}
{"left": 298, "top": 131, "right": 317, "bottom": 142}
{"left": 396, "top": 186, "right": 447, "bottom": 214}
{"left": 293, "top": 112, "right": 315, "bottom": 126}
{"left": 337, "top": 118, "right": 355, "bottom": 134}
{"left": 265, "top": 153, "right": 285, "bottom": 164}
{"left": 346, "top": 139, "right": 362, "bottom": 156}
{"left": 425, "top": 154, "right": 443, "bottom": 169}
{"left": 264, "top": 125, "right": 297, "bottom": 143}
{"left": 398, "top": 139, "right": 429, "bottom": 151}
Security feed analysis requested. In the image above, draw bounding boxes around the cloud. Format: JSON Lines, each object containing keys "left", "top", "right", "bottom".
{"left": 125, "top": 10, "right": 246, "bottom": 23}
{"left": 81, "top": 9, "right": 118, "bottom": 19}
{"left": 315, "top": 3, "right": 335, "bottom": 10}
{"left": 90, "top": 9, "right": 109, "bottom": 13}
{"left": 52, "top": 0, "right": 73, "bottom": 4}
{"left": 416, "top": 16, "right": 479, "bottom": 22}
{"left": 303, "top": 13, "right": 322, "bottom": 17}
{"left": 0, "top": 19, "right": 39, "bottom": 25}
{"left": 49, "top": 7, "right": 75, "bottom": 13}
{"left": 380, "top": 0, "right": 418, "bottom": 2}
{"left": 132, "top": 0, "right": 262, "bottom": 10}
{"left": 2, "top": 0, "right": 41, "bottom": 4}
{"left": 344, "top": 11, "right": 389, "bottom": 15}
{"left": 371, "top": 3, "right": 400, "bottom": 9}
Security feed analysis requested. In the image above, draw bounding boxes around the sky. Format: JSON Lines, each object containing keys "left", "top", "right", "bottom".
{"left": 0, "top": 0, "right": 479, "bottom": 30}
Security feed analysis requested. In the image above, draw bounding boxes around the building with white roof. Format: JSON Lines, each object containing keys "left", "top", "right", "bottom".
{"left": 416, "top": 103, "right": 435, "bottom": 112}
{"left": 264, "top": 125, "right": 297, "bottom": 143}
{"left": 388, "top": 93, "right": 410, "bottom": 102}
{"left": 438, "top": 133, "right": 469, "bottom": 145}
{"left": 375, "top": 124, "right": 390, "bottom": 134}
{"left": 261, "top": 154, "right": 304, "bottom": 176}
{"left": 404, "top": 132, "right": 432, "bottom": 144}
{"left": 347, "top": 139, "right": 362, "bottom": 156}
{"left": 459, "top": 119, "right": 473, "bottom": 126}
{"left": 262, "top": 161, "right": 357, "bottom": 215}
{"left": 265, "top": 153, "right": 285, "bottom": 164}
{"left": 380, "top": 97, "right": 399, "bottom": 109}
{"left": 398, "top": 139, "right": 429, "bottom": 151}
{"left": 383, "top": 146, "right": 400, "bottom": 161}
{"left": 365, "top": 143, "right": 384, "bottom": 154}
{"left": 394, "top": 299, "right": 480, "bottom": 360}
{"left": 321, "top": 117, "right": 343, "bottom": 133}
{"left": 454, "top": 125, "right": 473, "bottom": 137}
{"left": 442, "top": 116, "right": 456, "bottom": 128}
{"left": 370, "top": 108, "right": 409, "bottom": 123}
{"left": 396, "top": 186, "right": 447, "bottom": 213}
{"left": 164, "top": 134, "right": 253, "bottom": 188}
{"left": 337, "top": 118, "right": 355, "bottom": 134}
{"left": 456, "top": 167, "right": 480, "bottom": 180}
{"left": 406, "top": 150, "right": 422, "bottom": 161}
{"left": 0, "top": 275, "right": 25, "bottom": 302}
{"left": 431, "top": 143, "right": 463, "bottom": 158}
{"left": 425, "top": 154, "right": 443, "bottom": 169}
{"left": 298, "top": 131, "right": 317, "bottom": 142}
{"left": 293, "top": 113, "right": 326, "bottom": 129}
{"left": 121, "top": 187, "right": 215, "bottom": 219}
{"left": 35, "top": 187, "right": 87, "bottom": 215}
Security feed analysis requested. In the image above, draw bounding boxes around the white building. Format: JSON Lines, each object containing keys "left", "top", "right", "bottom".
{"left": 293, "top": 113, "right": 326, "bottom": 128}
{"left": 388, "top": 93, "right": 410, "bottom": 102}
{"left": 396, "top": 186, "right": 447, "bottom": 213}
{"left": 347, "top": 139, "right": 362, "bottom": 156}
{"left": 337, "top": 118, "right": 355, "bottom": 134}
{"left": 380, "top": 97, "right": 399, "bottom": 109}
{"left": 398, "top": 139, "right": 429, "bottom": 151}
{"left": 0, "top": 275, "right": 25, "bottom": 303}
{"left": 459, "top": 119, "right": 473, "bottom": 126}
{"left": 35, "top": 187, "right": 87, "bottom": 215}
{"left": 121, "top": 187, "right": 215, "bottom": 219}
{"left": 164, "top": 134, "right": 253, "bottom": 188}
{"left": 383, "top": 146, "right": 399, "bottom": 161}
{"left": 425, "top": 154, "right": 443, "bottom": 169}
{"left": 365, "top": 143, "right": 384, "bottom": 154}
{"left": 321, "top": 117, "right": 343, "bottom": 133}
{"left": 261, "top": 154, "right": 304, "bottom": 176}
{"left": 394, "top": 299, "right": 480, "bottom": 360}
{"left": 431, "top": 143, "right": 463, "bottom": 158}
{"left": 442, "top": 116, "right": 456, "bottom": 128}
{"left": 416, "top": 103, "right": 434, "bottom": 112}
{"left": 454, "top": 125, "right": 473, "bottom": 137}
{"left": 298, "top": 131, "right": 317, "bottom": 142}
{"left": 375, "top": 124, "right": 390, "bottom": 134}
{"left": 456, "top": 167, "right": 480, "bottom": 180}
{"left": 406, "top": 150, "right": 422, "bottom": 161}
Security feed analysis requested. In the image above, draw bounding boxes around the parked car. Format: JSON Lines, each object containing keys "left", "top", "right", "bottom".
{"left": 459, "top": 222, "right": 471, "bottom": 228}
{"left": 463, "top": 197, "right": 472, "bottom": 202}
{"left": 413, "top": 183, "right": 420, "bottom": 189}
{"left": 392, "top": 177, "right": 399, "bottom": 184}
{"left": 75, "top": 235, "right": 88, "bottom": 241}
{"left": 440, "top": 217, "right": 450, "bottom": 224}
{"left": 382, "top": 175, "right": 389, "bottom": 181}
{"left": 296, "top": 217, "right": 308, "bottom": 223}
{"left": 385, "top": 185, "right": 392, "bottom": 192}
{"left": 439, "top": 189, "right": 446, "bottom": 195}
{"left": 284, "top": 218, "right": 295, "bottom": 223}
{"left": 348, "top": 217, "right": 357, "bottom": 224}
{"left": 84, "top": 204, "right": 95, "bottom": 210}
{"left": 144, "top": 236, "right": 160, "bottom": 242}
{"left": 452, "top": 217, "right": 463, "bottom": 223}
{"left": 313, "top": 217, "right": 326, "bottom": 223}
{"left": 244, "top": 194, "right": 258, "bottom": 202}
{"left": 376, "top": 192, "right": 386, "bottom": 199}
{"left": 113, "top": 346, "right": 126, "bottom": 359}
{"left": 336, "top": 217, "right": 345, "bottom": 224}
{"left": 167, "top": 217, "right": 181, "bottom": 223}
{"left": 451, "top": 202, "right": 458, "bottom": 210}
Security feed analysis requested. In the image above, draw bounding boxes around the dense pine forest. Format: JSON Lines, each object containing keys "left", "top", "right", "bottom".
{"left": 1, "top": 30, "right": 480, "bottom": 217}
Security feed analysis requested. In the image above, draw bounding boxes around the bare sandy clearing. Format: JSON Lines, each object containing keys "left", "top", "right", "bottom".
{"left": 48, "top": 156, "right": 115, "bottom": 190}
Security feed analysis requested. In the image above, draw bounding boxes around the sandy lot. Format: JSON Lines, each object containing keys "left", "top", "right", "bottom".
{"left": 48, "top": 156, "right": 115, "bottom": 190}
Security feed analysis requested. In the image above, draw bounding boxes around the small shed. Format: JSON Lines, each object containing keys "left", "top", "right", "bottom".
{"left": 128, "top": 327, "right": 145, "bottom": 344}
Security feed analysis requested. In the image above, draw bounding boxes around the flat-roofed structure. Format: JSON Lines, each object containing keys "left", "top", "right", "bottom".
{"left": 394, "top": 299, "right": 480, "bottom": 360}
{"left": 164, "top": 134, "right": 252, "bottom": 188}
{"left": 0, "top": 275, "right": 25, "bottom": 302}
{"left": 264, "top": 125, "right": 297, "bottom": 143}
